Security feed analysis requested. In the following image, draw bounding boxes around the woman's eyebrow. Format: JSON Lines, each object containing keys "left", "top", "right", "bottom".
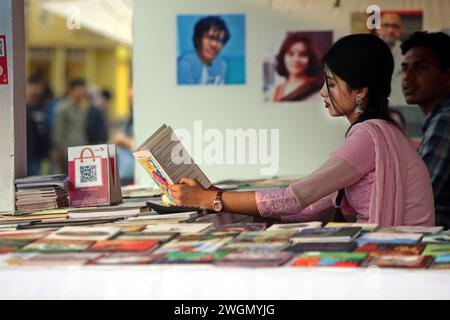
{"left": 325, "top": 75, "right": 335, "bottom": 80}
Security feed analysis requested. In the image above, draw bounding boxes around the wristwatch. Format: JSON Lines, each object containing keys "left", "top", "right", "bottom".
{"left": 212, "top": 191, "right": 224, "bottom": 212}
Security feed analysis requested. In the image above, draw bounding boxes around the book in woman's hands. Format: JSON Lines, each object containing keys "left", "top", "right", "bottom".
{"left": 133, "top": 124, "right": 211, "bottom": 205}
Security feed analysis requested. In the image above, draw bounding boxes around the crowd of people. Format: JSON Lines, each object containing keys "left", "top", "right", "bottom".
{"left": 26, "top": 77, "right": 135, "bottom": 186}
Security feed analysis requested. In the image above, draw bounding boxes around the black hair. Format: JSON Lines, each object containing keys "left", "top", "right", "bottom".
{"left": 401, "top": 31, "right": 450, "bottom": 72}
{"left": 68, "top": 79, "right": 86, "bottom": 91}
{"left": 101, "top": 89, "right": 112, "bottom": 101}
{"left": 27, "top": 75, "right": 43, "bottom": 85}
{"left": 193, "top": 16, "right": 230, "bottom": 50}
{"left": 322, "top": 33, "right": 398, "bottom": 135}
{"left": 275, "top": 33, "right": 322, "bottom": 79}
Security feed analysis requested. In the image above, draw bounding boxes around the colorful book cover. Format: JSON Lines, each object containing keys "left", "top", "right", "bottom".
{"left": 89, "top": 240, "right": 160, "bottom": 252}
{"left": 266, "top": 222, "right": 322, "bottom": 232}
{"left": 116, "top": 232, "right": 178, "bottom": 243}
{"left": 21, "top": 239, "right": 95, "bottom": 253}
{"left": 0, "top": 231, "right": 51, "bottom": 241}
{"left": 291, "top": 252, "right": 368, "bottom": 267}
{"left": 430, "top": 255, "right": 450, "bottom": 269}
{"left": 357, "top": 232, "right": 422, "bottom": 244}
{"left": 46, "top": 226, "right": 121, "bottom": 241}
{"left": 355, "top": 243, "right": 426, "bottom": 255}
{"left": 291, "top": 227, "right": 362, "bottom": 243}
{"left": 220, "top": 242, "right": 290, "bottom": 253}
{"left": 0, "top": 239, "right": 32, "bottom": 253}
{"left": 377, "top": 226, "right": 443, "bottom": 234}
{"left": 421, "top": 234, "right": 450, "bottom": 244}
{"left": 325, "top": 222, "right": 378, "bottom": 232}
{"left": 90, "top": 253, "right": 161, "bottom": 265}
{"left": 154, "top": 237, "right": 232, "bottom": 254}
{"left": 362, "top": 254, "right": 433, "bottom": 269}
{"left": 21, "top": 253, "right": 102, "bottom": 267}
{"left": 214, "top": 252, "right": 294, "bottom": 267}
{"left": 235, "top": 230, "right": 297, "bottom": 243}
{"left": 154, "top": 251, "right": 228, "bottom": 264}
{"left": 212, "top": 223, "right": 267, "bottom": 233}
{"left": 287, "top": 242, "right": 358, "bottom": 253}
{"left": 422, "top": 244, "right": 450, "bottom": 257}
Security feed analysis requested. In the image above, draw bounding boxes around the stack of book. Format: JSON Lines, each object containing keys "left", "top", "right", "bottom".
{"left": 15, "top": 175, "right": 69, "bottom": 212}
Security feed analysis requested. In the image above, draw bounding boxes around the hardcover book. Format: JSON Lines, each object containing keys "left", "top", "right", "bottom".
{"left": 290, "top": 227, "right": 362, "bottom": 243}
{"left": 21, "top": 239, "right": 95, "bottom": 253}
{"left": 376, "top": 226, "right": 443, "bottom": 234}
{"left": 143, "top": 223, "right": 213, "bottom": 235}
{"left": 235, "top": 230, "right": 297, "bottom": 243}
{"left": 362, "top": 254, "right": 433, "bottom": 269}
{"left": 325, "top": 222, "right": 378, "bottom": 232}
{"left": 154, "top": 236, "right": 232, "bottom": 254}
{"left": 355, "top": 243, "right": 426, "bottom": 255}
{"left": 422, "top": 244, "right": 450, "bottom": 257}
{"left": 357, "top": 232, "right": 422, "bottom": 244}
{"left": 153, "top": 252, "right": 228, "bottom": 264}
{"left": 46, "top": 226, "right": 121, "bottom": 241}
{"left": 291, "top": 252, "right": 368, "bottom": 267}
{"left": 90, "top": 253, "right": 161, "bottom": 265}
{"left": 133, "top": 124, "right": 211, "bottom": 205}
{"left": 214, "top": 252, "right": 294, "bottom": 267}
{"left": 266, "top": 222, "right": 322, "bottom": 232}
{"left": 89, "top": 240, "right": 160, "bottom": 252}
{"left": 287, "top": 242, "right": 358, "bottom": 253}
{"left": 220, "top": 242, "right": 290, "bottom": 253}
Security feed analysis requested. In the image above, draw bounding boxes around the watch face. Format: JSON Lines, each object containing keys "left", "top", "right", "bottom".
{"left": 213, "top": 201, "right": 223, "bottom": 212}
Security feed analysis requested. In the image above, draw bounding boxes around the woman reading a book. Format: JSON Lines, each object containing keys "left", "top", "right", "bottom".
{"left": 170, "top": 34, "right": 435, "bottom": 227}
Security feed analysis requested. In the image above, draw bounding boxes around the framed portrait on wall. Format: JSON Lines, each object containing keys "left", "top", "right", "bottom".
{"left": 262, "top": 31, "right": 332, "bottom": 102}
{"left": 177, "top": 14, "right": 246, "bottom": 86}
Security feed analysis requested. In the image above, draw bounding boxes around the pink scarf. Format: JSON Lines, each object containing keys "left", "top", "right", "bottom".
{"left": 340, "top": 119, "right": 407, "bottom": 226}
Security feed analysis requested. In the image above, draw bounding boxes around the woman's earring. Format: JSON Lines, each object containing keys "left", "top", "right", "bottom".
{"left": 354, "top": 96, "right": 364, "bottom": 114}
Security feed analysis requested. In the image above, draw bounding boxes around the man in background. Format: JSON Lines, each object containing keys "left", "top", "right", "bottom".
{"left": 26, "top": 76, "right": 51, "bottom": 176}
{"left": 401, "top": 31, "right": 450, "bottom": 229}
{"left": 52, "top": 79, "right": 88, "bottom": 174}
{"left": 376, "top": 12, "right": 406, "bottom": 106}
{"left": 178, "top": 16, "right": 230, "bottom": 85}
{"left": 86, "top": 88, "right": 111, "bottom": 145}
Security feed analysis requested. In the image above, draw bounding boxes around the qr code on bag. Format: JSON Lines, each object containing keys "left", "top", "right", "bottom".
{"left": 75, "top": 162, "right": 103, "bottom": 187}
{"left": 80, "top": 165, "right": 97, "bottom": 183}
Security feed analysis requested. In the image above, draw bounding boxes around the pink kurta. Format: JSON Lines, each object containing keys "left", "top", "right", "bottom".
{"left": 256, "top": 119, "right": 435, "bottom": 227}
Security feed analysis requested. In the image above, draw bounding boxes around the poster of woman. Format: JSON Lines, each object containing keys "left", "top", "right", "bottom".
{"left": 263, "top": 31, "right": 332, "bottom": 102}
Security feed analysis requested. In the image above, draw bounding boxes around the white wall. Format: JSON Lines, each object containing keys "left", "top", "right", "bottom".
{"left": 0, "top": 0, "right": 26, "bottom": 213}
{"left": 133, "top": 0, "right": 450, "bottom": 186}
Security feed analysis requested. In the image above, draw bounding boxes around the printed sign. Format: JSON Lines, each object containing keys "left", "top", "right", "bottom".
{"left": 0, "top": 35, "right": 8, "bottom": 85}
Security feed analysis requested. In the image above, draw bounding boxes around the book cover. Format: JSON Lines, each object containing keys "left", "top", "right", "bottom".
{"left": 422, "top": 244, "right": 450, "bottom": 257}
{"left": 377, "top": 226, "right": 443, "bottom": 234}
{"left": 214, "top": 252, "right": 294, "bottom": 267}
{"left": 153, "top": 252, "right": 228, "bottom": 264}
{"left": 0, "top": 239, "right": 32, "bottom": 253}
{"left": 90, "top": 253, "right": 160, "bottom": 265}
{"left": 266, "top": 222, "right": 322, "bottom": 232}
{"left": 362, "top": 254, "right": 433, "bottom": 269}
{"left": 287, "top": 242, "right": 358, "bottom": 253}
{"left": 325, "top": 222, "right": 378, "bottom": 232}
{"left": 143, "top": 223, "right": 213, "bottom": 235}
{"left": 355, "top": 243, "right": 426, "bottom": 255}
{"left": 220, "top": 242, "right": 290, "bottom": 253}
{"left": 116, "top": 232, "right": 178, "bottom": 242}
{"left": 291, "top": 252, "right": 368, "bottom": 267}
{"left": 21, "top": 253, "right": 102, "bottom": 267}
{"left": 154, "top": 237, "right": 232, "bottom": 254}
{"left": 235, "top": 230, "right": 297, "bottom": 243}
{"left": 46, "top": 226, "right": 121, "bottom": 241}
{"left": 291, "top": 227, "right": 362, "bottom": 243}
{"left": 0, "top": 231, "right": 51, "bottom": 241}
{"left": 421, "top": 234, "right": 450, "bottom": 244}
{"left": 89, "top": 240, "right": 160, "bottom": 252}
{"left": 21, "top": 239, "right": 95, "bottom": 253}
{"left": 430, "top": 255, "right": 450, "bottom": 269}
{"left": 212, "top": 223, "right": 267, "bottom": 233}
{"left": 133, "top": 124, "right": 211, "bottom": 205}
{"left": 357, "top": 232, "right": 422, "bottom": 244}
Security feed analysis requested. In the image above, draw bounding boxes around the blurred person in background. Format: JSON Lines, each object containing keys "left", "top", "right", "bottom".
{"left": 26, "top": 75, "right": 52, "bottom": 176}
{"left": 86, "top": 88, "right": 111, "bottom": 145}
{"left": 112, "top": 87, "right": 135, "bottom": 186}
{"left": 376, "top": 12, "right": 406, "bottom": 106}
{"left": 52, "top": 79, "right": 88, "bottom": 174}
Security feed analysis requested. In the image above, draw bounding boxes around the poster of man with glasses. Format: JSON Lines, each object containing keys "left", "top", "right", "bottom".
{"left": 177, "top": 14, "right": 246, "bottom": 85}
